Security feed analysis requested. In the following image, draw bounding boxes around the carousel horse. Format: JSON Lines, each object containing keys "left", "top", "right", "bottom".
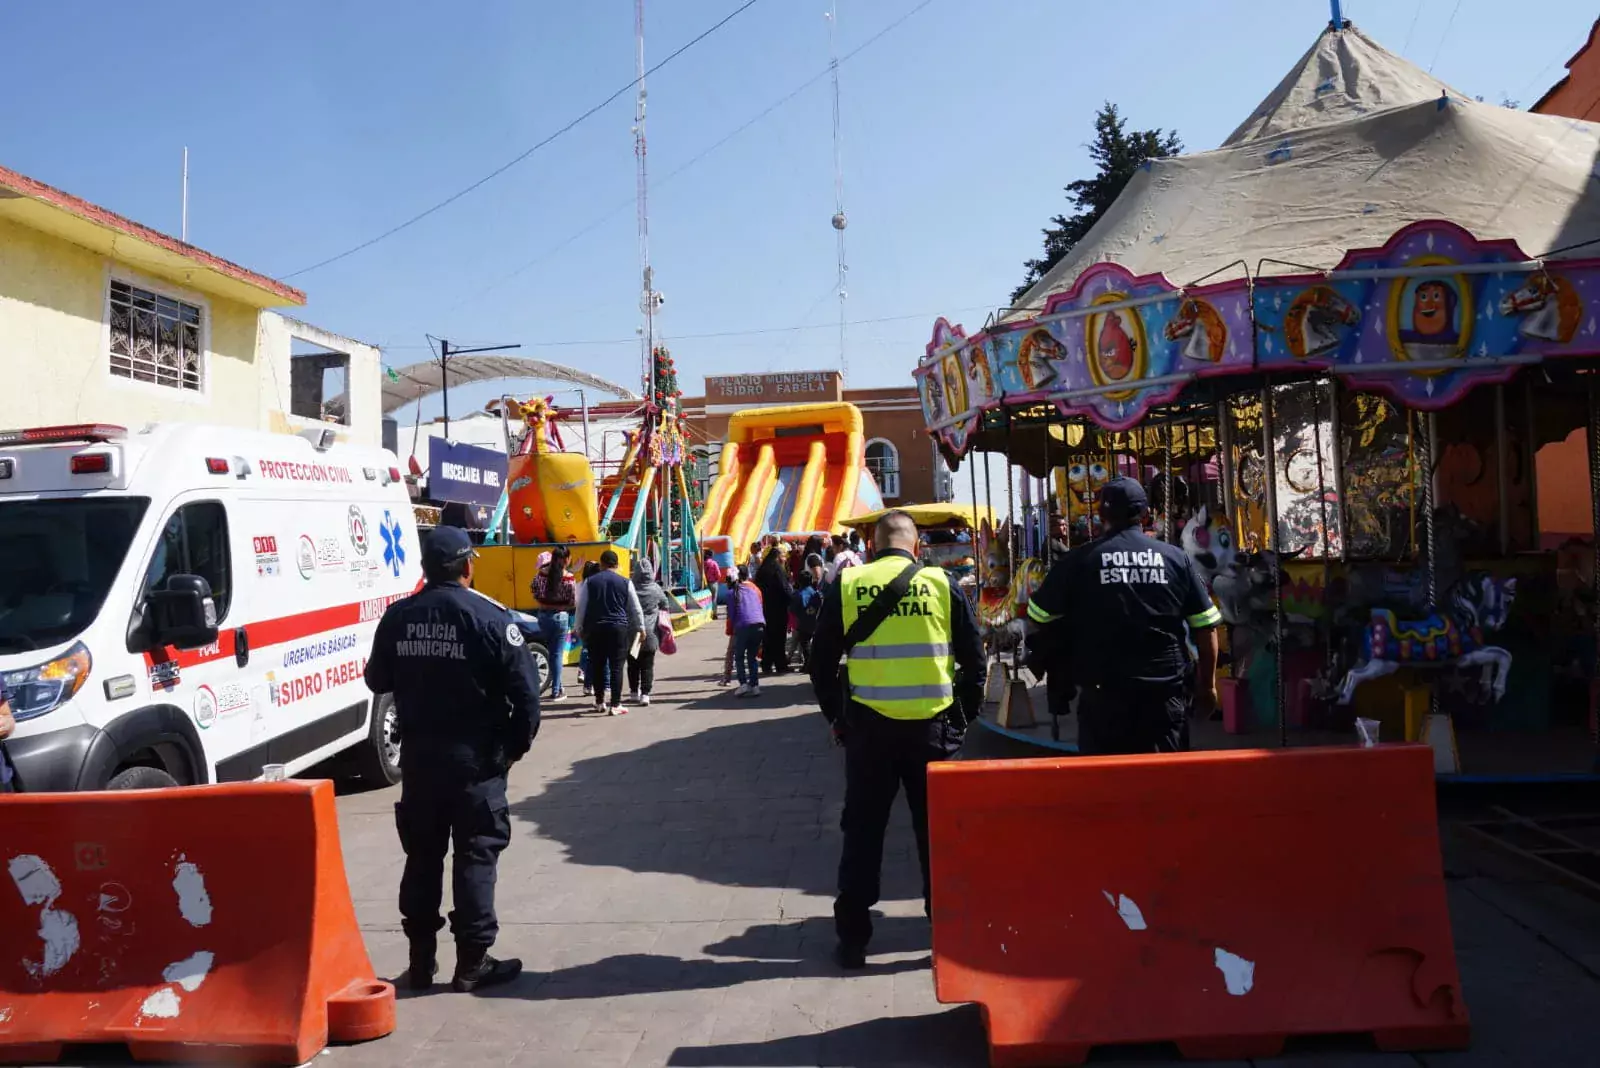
{"left": 1499, "top": 273, "right": 1583, "bottom": 344}
{"left": 1336, "top": 572, "right": 1518, "bottom": 704}
{"left": 1180, "top": 506, "right": 1237, "bottom": 587}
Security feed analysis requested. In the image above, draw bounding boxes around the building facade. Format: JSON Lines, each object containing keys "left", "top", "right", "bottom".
{"left": 0, "top": 165, "right": 382, "bottom": 445}
{"left": 680, "top": 370, "right": 951, "bottom": 505}
{"left": 1531, "top": 18, "right": 1600, "bottom": 120}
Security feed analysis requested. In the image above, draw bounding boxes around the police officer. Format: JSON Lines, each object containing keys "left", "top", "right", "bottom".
{"left": 364, "top": 526, "right": 541, "bottom": 993}
{"left": 809, "top": 509, "right": 985, "bottom": 970}
{"left": 1027, "top": 477, "right": 1220, "bottom": 754}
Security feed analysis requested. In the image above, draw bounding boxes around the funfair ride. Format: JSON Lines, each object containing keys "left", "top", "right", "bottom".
{"left": 921, "top": 16, "right": 1600, "bottom": 779}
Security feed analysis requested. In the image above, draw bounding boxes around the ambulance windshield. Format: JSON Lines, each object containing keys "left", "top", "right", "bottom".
{"left": 0, "top": 497, "right": 150, "bottom": 653}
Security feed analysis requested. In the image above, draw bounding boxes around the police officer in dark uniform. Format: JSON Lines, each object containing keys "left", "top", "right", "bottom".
{"left": 1027, "top": 477, "right": 1220, "bottom": 754}
{"left": 809, "top": 509, "right": 986, "bottom": 970}
{"left": 364, "top": 526, "right": 541, "bottom": 992}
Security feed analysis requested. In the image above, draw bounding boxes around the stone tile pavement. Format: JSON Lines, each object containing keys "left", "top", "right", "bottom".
{"left": 310, "top": 624, "right": 1600, "bottom": 1067}
{"left": 29, "top": 622, "right": 1555, "bottom": 1068}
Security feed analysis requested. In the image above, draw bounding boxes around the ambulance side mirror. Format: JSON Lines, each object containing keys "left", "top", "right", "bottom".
{"left": 147, "top": 574, "right": 219, "bottom": 650}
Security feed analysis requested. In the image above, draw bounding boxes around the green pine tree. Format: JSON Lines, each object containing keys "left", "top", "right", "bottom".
{"left": 1012, "top": 103, "right": 1182, "bottom": 305}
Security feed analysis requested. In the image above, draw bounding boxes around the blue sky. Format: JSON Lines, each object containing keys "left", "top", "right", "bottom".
{"left": 3, "top": 1, "right": 1596, "bottom": 420}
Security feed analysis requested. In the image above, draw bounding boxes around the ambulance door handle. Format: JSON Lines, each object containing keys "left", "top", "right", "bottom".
{"left": 234, "top": 627, "right": 250, "bottom": 668}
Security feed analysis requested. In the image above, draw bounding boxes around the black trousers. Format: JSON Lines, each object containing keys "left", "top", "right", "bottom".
{"left": 761, "top": 612, "right": 789, "bottom": 673}
{"left": 1076, "top": 680, "right": 1190, "bottom": 755}
{"left": 395, "top": 768, "right": 511, "bottom": 951}
{"left": 627, "top": 647, "right": 656, "bottom": 695}
{"left": 835, "top": 706, "right": 962, "bottom": 949}
{"left": 586, "top": 622, "right": 629, "bottom": 706}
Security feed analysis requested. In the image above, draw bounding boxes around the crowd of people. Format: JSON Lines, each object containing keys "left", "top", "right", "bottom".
{"left": 714, "top": 530, "right": 867, "bottom": 696}
{"left": 527, "top": 544, "right": 673, "bottom": 717}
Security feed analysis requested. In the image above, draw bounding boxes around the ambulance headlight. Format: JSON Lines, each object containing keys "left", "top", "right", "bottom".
{"left": 3, "top": 642, "right": 92, "bottom": 721}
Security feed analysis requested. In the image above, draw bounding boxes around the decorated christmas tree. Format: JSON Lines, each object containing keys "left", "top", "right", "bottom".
{"left": 650, "top": 345, "right": 680, "bottom": 411}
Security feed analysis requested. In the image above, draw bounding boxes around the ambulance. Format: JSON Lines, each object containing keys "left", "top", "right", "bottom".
{"left": 0, "top": 422, "right": 423, "bottom": 791}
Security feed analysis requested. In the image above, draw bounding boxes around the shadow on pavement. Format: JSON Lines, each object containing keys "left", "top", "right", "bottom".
{"left": 664, "top": 1006, "right": 988, "bottom": 1068}
{"left": 509, "top": 693, "right": 880, "bottom": 896}
{"left": 703, "top": 916, "right": 932, "bottom": 962}
{"left": 478, "top": 950, "right": 927, "bottom": 1003}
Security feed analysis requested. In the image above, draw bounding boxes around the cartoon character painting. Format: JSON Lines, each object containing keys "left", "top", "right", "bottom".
{"left": 922, "top": 371, "right": 945, "bottom": 423}
{"left": 1500, "top": 272, "right": 1583, "bottom": 343}
{"left": 966, "top": 339, "right": 997, "bottom": 403}
{"left": 1396, "top": 278, "right": 1463, "bottom": 360}
{"left": 1164, "top": 298, "right": 1228, "bottom": 363}
{"left": 1066, "top": 460, "right": 1110, "bottom": 496}
{"left": 1284, "top": 285, "right": 1360, "bottom": 359}
{"left": 1016, "top": 329, "right": 1064, "bottom": 390}
{"left": 1096, "top": 313, "right": 1136, "bottom": 381}
{"left": 941, "top": 351, "right": 968, "bottom": 418}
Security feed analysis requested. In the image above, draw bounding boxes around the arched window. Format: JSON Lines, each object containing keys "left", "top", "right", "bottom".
{"left": 865, "top": 438, "right": 901, "bottom": 498}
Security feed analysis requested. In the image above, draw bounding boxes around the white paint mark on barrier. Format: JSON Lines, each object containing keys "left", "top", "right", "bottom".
{"left": 9, "top": 854, "right": 81, "bottom": 977}
{"left": 137, "top": 987, "right": 181, "bottom": 1021}
{"left": 1214, "top": 947, "right": 1255, "bottom": 995}
{"left": 172, "top": 855, "right": 212, "bottom": 927}
{"left": 0, "top": 1006, "right": 12, "bottom": 1023}
{"left": 162, "top": 950, "right": 214, "bottom": 993}
{"left": 1102, "top": 890, "right": 1147, "bottom": 931}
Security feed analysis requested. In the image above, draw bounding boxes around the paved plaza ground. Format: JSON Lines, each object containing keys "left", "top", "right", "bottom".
{"left": 307, "top": 626, "right": 1600, "bottom": 1067}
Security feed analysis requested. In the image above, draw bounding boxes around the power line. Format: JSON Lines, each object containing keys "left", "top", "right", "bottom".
{"left": 1399, "top": 0, "right": 1424, "bottom": 57}
{"left": 1427, "top": 0, "right": 1463, "bottom": 73}
{"left": 433, "top": 0, "right": 939, "bottom": 316}
{"left": 380, "top": 302, "right": 990, "bottom": 353}
{"left": 281, "top": 0, "right": 766, "bottom": 280}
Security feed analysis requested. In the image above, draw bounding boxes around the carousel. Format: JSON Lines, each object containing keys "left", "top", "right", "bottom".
{"left": 918, "top": 17, "right": 1600, "bottom": 779}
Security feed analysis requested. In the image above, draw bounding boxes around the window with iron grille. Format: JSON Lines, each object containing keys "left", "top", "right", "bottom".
{"left": 865, "top": 438, "right": 901, "bottom": 498}
{"left": 108, "top": 280, "right": 203, "bottom": 392}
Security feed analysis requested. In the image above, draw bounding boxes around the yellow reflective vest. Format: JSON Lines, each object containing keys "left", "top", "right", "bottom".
{"left": 840, "top": 554, "right": 957, "bottom": 720}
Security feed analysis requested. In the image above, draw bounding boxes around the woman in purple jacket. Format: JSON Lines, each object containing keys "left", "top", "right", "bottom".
{"left": 725, "top": 569, "right": 766, "bottom": 697}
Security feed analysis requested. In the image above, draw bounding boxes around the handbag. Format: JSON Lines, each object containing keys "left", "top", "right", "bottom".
{"left": 656, "top": 607, "right": 678, "bottom": 655}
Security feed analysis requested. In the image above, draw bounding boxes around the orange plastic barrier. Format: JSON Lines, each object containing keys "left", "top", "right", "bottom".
{"left": 0, "top": 780, "right": 394, "bottom": 1065}
{"left": 928, "top": 744, "right": 1469, "bottom": 1065}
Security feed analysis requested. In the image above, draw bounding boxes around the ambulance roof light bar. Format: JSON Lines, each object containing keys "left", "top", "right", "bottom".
{"left": 0, "top": 424, "right": 128, "bottom": 447}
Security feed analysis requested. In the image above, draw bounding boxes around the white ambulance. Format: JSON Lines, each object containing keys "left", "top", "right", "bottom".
{"left": 0, "top": 422, "right": 423, "bottom": 791}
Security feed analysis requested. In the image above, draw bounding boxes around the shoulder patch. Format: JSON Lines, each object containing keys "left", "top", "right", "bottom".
{"left": 466, "top": 586, "right": 507, "bottom": 611}
{"left": 506, "top": 622, "right": 525, "bottom": 647}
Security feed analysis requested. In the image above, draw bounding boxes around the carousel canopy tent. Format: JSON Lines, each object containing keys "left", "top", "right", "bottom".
{"left": 1006, "top": 24, "right": 1600, "bottom": 321}
{"left": 378, "top": 354, "right": 639, "bottom": 414}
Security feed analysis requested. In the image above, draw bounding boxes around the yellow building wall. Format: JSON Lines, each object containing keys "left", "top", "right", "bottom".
{"left": 0, "top": 215, "right": 268, "bottom": 431}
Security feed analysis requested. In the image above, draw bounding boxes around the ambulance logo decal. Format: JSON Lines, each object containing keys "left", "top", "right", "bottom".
{"left": 348, "top": 506, "right": 369, "bottom": 556}
{"left": 380, "top": 511, "right": 406, "bottom": 577}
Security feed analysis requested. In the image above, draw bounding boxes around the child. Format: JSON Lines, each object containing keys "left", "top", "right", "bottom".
{"left": 703, "top": 549, "right": 723, "bottom": 620}
{"left": 577, "top": 560, "right": 600, "bottom": 696}
{"left": 791, "top": 571, "right": 822, "bottom": 669}
{"left": 720, "top": 568, "right": 740, "bottom": 685}
{"left": 726, "top": 567, "right": 766, "bottom": 697}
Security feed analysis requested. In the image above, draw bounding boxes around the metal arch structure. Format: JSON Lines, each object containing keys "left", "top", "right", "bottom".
{"left": 378, "top": 355, "right": 639, "bottom": 414}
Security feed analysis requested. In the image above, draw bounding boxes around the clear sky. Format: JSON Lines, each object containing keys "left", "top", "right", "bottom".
{"left": 3, "top": 1, "right": 1596, "bottom": 422}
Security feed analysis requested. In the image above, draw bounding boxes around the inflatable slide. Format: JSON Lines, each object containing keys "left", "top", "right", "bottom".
{"left": 698, "top": 402, "right": 883, "bottom": 566}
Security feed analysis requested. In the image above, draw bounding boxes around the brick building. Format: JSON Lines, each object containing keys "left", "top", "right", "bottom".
{"left": 680, "top": 370, "right": 951, "bottom": 506}
{"left": 1532, "top": 17, "right": 1600, "bottom": 120}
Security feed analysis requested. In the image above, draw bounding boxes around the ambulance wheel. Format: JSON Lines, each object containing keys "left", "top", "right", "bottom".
{"left": 107, "top": 765, "right": 179, "bottom": 790}
{"left": 525, "top": 641, "right": 554, "bottom": 695}
{"left": 355, "top": 693, "right": 403, "bottom": 787}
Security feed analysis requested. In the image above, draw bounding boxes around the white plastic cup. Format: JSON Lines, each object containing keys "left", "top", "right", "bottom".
{"left": 262, "top": 764, "right": 288, "bottom": 782}
{"left": 1355, "top": 718, "right": 1380, "bottom": 748}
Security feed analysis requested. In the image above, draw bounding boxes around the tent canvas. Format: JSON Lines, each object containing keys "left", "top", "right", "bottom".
{"left": 1005, "top": 24, "right": 1600, "bottom": 322}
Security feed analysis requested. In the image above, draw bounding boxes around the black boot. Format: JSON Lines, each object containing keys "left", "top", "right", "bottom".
{"left": 833, "top": 942, "right": 866, "bottom": 970}
{"left": 405, "top": 938, "right": 438, "bottom": 991}
{"left": 452, "top": 948, "right": 523, "bottom": 992}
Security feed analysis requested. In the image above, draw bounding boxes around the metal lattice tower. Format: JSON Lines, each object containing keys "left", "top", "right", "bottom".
{"left": 827, "top": 2, "right": 849, "bottom": 382}
{"left": 635, "top": 0, "right": 657, "bottom": 402}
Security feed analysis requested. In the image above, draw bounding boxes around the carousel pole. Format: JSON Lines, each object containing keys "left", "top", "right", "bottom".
{"left": 1261, "top": 386, "right": 1286, "bottom": 744}
{"left": 1328, "top": 380, "right": 1348, "bottom": 561}
{"left": 1163, "top": 423, "right": 1175, "bottom": 542}
{"left": 1525, "top": 377, "right": 1541, "bottom": 544}
{"left": 1587, "top": 380, "right": 1600, "bottom": 767}
{"left": 1422, "top": 411, "right": 1441, "bottom": 721}
{"left": 1495, "top": 384, "right": 1511, "bottom": 556}
{"left": 1218, "top": 397, "right": 1237, "bottom": 528}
